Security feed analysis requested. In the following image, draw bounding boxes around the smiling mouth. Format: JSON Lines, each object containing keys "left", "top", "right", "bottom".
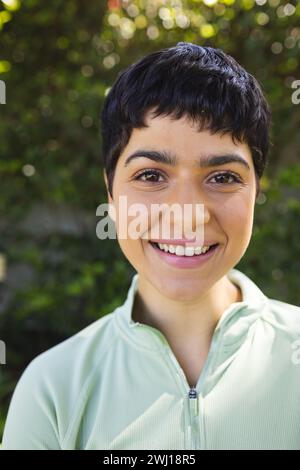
{"left": 149, "top": 241, "right": 219, "bottom": 257}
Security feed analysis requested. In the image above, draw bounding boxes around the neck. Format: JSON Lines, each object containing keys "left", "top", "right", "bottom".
{"left": 132, "top": 274, "right": 242, "bottom": 348}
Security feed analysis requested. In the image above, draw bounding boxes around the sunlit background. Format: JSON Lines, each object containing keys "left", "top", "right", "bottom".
{"left": 0, "top": 0, "right": 299, "bottom": 439}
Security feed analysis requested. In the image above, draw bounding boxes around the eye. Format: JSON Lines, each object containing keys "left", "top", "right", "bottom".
{"left": 133, "top": 169, "right": 165, "bottom": 183}
{"left": 208, "top": 171, "right": 242, "bottom": 185}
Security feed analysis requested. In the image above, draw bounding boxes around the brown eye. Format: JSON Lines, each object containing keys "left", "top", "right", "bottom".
{"left": 134, "top": 170, "right": 165, "bottom": 183}
{"left": 208, "top": 172, "right": 241, "bottom": 185}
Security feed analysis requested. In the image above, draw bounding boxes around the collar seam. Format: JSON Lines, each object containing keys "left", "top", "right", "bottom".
{"left": 114, "top": 313, "right": 167, "bottom": 353}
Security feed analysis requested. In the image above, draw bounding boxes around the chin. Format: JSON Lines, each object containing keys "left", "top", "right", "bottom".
{"left": 150, "top": 273, "right": 210, "bottom": 302}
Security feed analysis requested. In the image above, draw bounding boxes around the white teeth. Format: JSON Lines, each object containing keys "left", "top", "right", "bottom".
{"left": 157, "top": 243, "right": 211, "bottom": 256}
{"left": 175, "top": 245, "right": 185, "bottom": 256}
{"left": 184, "top": 246, "right": 195, "bottom": 257}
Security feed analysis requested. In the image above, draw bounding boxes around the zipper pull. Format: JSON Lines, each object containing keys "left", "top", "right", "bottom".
{"left": 188, "top": 387, "right": 198, "bottom": 417}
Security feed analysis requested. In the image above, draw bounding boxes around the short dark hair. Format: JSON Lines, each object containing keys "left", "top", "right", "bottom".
{"left": 101, "top": 42, "right": 272, "bottom": 198}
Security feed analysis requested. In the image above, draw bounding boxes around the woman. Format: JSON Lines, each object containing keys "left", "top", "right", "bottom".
{"left": 2, "top": 43, "right": 300, "bottom": 450}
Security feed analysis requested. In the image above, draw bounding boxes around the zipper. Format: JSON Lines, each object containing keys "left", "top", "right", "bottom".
{"left": 163, "top": 346, "right": 202, "bottom": 449}
{"left": 133, "top": 321, "right": 222, "bottom": 450}
{"left": 188, "top": 386, "right": 199, "bottom": 449}
{"left": 164, "top": 330, "right": 222, "bottom": 449}
{"left": 188, "top": 386, "right": 198, "bottom": 417}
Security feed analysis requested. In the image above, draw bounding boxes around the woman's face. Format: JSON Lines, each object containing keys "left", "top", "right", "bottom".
{"left": 104, "top": 111, "right": 257, "bottom": 301}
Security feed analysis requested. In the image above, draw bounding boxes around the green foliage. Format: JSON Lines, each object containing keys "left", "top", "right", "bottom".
{"left": 238, "top": 167, "right": 300, "bottom": 302}
{"left": 0, "top": 0, "right": 299, "bottom": 441}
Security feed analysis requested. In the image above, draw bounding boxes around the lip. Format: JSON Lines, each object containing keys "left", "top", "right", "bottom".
{"left": 148, "top": 241, "right": 219, "bottom": 269}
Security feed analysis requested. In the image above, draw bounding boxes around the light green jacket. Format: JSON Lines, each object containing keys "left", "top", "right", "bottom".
{"left": 2, "top": 269, "right": 300, "bottom": 450}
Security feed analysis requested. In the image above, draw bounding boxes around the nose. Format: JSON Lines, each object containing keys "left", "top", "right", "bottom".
{"left": 168, "top": 180, "right": 211, "bottom": 240}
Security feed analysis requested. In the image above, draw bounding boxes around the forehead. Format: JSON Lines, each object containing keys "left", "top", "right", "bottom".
{"left": 119, "top": 110, "right": 253, "bottom": 167}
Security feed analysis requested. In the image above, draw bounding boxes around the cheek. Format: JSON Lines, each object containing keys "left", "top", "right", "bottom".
{"left": 114, "top": 191, "right": 155, "bottom": 241}
{"left": 113, "top": 194, "right": 150, "bottom": 261}
{"left": 116, "top": 234, "right": 147, "bottom": 277}
{"left": 117, "top": 237, "right": 139, "bottom": 260}
{"left": 218, "top": 197, "right": 255, "bottom": 244}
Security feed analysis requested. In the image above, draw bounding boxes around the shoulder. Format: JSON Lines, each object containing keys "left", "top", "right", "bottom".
{"left": 14, "top": 312, "right": 116, "bottom": 410}
{"left": 2, "top": 312, "right": 118, "bottom": 449}
{"left": 263, "top": 297, "right": 300, "bottom": 339}
{"left": 25, "top": 311, "right": 117, "bottom": 386}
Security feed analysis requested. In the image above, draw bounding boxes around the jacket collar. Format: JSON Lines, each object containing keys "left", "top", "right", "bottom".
{"left": 114, "top": 269, "right": 269, "bottom": 352}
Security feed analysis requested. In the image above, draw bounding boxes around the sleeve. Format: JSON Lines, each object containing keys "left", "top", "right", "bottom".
{"left": 1, "top": 358, "right": 61, "bottom": 450}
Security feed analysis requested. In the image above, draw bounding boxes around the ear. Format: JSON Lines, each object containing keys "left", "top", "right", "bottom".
{"left": 103, "top": 170, "right": 113, "bottom": 205}
{"left": 103, "top": 170, "right": 116, "bottom": 222}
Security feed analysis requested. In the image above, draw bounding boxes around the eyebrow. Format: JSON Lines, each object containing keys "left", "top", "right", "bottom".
{"left": 124, "top": 149, "right": 251, "bottom": 171}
